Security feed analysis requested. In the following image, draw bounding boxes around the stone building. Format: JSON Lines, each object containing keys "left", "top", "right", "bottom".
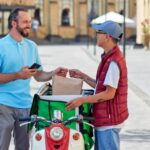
{"left": 0, "top": 0, "right": 149, "bottom": 45}
{"left": 36, "top": 0, "right": 136, "bottom": 41}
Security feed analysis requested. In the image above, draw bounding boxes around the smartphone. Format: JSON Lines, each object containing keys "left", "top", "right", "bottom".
{"left": 29, "top": 63, "right": 41, "bottom": 69}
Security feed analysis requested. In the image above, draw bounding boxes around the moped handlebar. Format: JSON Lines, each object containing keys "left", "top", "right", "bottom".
{"left": 63, "top": 115, "right": 94, "bottom": 127}
{"left": 19, "top": 115, "right": 94, "bottom": 127}
{"left": 19, "top": 115, "right": 52, "bottom": 126}
{"left": 81, "top": 115, "right": 94, "bottom": 121}
{"left": 19, "top": 117, "right": 32, "bottom": 122}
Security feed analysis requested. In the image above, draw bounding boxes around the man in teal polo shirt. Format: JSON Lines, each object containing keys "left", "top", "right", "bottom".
{"left": 0, "top": 8, "right": 67, "bottom": 150}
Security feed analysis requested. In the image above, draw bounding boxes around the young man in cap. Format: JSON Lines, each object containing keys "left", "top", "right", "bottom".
{"left": 66, "top": 20, "right": 128, "bottom": 150}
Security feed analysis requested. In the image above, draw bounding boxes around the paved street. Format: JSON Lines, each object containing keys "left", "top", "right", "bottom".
{"left": 9, "top": 45, "right": 150, "bottom": 150}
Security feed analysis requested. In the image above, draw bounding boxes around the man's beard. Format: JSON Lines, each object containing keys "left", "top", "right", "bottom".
{"left": 16, "top": 25, "right": 30, "bottom": 37}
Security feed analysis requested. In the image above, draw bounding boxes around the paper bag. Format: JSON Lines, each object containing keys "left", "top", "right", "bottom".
{"left": 52, "top": 75, "right": 83, "bottom": 95}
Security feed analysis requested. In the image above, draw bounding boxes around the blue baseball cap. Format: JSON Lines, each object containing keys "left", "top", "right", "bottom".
{"left": 92, "top": 20, "right": 123, "bottom": 41}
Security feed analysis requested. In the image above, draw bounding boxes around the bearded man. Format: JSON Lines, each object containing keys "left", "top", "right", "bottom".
{"left": 0, "top": 7, "right": 67, "bottom": 150}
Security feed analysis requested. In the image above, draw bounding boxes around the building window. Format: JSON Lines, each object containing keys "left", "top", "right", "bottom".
{"left": 35, "top": 0, "right": 44, "bottom": 25}
{"left": 61, "top": 8, "right": 70, "bottom": 26}
{"left": 88, "top": 0, "right": 97, "bottom": 25}
{"left": 60, "top": 0, "right": 74, "bottom": 26}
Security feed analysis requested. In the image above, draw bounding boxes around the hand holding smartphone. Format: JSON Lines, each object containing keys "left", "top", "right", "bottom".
{"left": 29, "top": 63, "right": 41, "bottom": 69}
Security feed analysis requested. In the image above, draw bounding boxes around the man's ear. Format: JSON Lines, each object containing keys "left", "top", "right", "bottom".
{"left": 11, "top": 20, "right": 17, "bottom": 28}
{"left": 105, "top": 34, "right": 111, "bottom": 40}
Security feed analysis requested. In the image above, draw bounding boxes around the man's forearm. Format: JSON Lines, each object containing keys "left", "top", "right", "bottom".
{"left": 83, "top": 86, "right": 116, "bottom": 104}
{"left": 82, "top": 91, "right": 109, "bottom": 104}
{"left": 0, "top": 73, "right": 19, "bottom": 83}
{"left": 34, "top": 70, "right": 54, "bottom": 82}
{"left": 83, "top": 74, "right": 96, "bottom": 88}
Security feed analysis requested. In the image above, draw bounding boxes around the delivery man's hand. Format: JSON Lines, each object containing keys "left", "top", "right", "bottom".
{"left": 69, "top": 69, "right": 84, "bottom": 79}
{"left": 66, "top": 97, "right": 84, "bottom": 110}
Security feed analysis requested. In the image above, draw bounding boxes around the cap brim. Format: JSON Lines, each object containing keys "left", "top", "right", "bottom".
{"left": 92, "top": 24, "right": 104, "bottom": 31}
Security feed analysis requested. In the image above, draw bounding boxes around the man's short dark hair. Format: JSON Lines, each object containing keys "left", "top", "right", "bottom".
{"left": 8, "top": 7, "right": 28, "bottom": 29}
{"left": 111, "top": 37, "right": 119, "bottom": 44}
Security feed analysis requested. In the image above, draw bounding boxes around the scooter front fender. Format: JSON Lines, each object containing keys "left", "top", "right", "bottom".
{"left": 31, "top": 125, "right": 85, "bottom": 150}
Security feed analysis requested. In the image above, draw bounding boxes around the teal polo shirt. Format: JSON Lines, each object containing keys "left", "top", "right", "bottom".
{"left": 0, "top": 34, "right": 42, "bottom": 108}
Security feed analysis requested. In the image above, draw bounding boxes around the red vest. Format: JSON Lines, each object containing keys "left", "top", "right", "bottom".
{"left": 93, "top": 46, "right": 129, "bottom": 127}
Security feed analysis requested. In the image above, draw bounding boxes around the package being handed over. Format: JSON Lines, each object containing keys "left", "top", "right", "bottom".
{"left": 52, "top": 75, "right": 83, "bottom": 95}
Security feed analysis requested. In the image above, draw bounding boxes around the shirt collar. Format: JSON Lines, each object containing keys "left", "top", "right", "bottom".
{"left": 7, "top": 34, "right": 25, "bottom": 45}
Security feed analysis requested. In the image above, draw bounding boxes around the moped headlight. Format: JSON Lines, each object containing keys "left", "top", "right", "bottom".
{"left": 50, "top": 127, "right": 64, "bottom": 141}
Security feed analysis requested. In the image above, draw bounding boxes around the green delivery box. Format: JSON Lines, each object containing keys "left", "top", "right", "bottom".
{"left": 30, "top": 83, "right": 94, "bottom": 150}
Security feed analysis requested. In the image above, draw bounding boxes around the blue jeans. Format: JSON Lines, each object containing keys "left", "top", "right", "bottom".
{"left": 95, "top": 128, "right": 121, "bottom": 150}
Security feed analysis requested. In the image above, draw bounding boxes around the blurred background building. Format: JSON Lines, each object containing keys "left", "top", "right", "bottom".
{"left": 0, "top": 0, "right": 149, "bottom": 45}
